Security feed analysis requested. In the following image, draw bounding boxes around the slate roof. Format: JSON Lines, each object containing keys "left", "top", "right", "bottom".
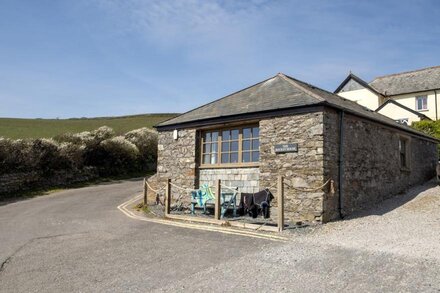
{"left": 369, "top": 65, "right": 440, "bottom": 96}
{"left": 334, "top": 73, "right": 383, "bottom": 96}
{"left": 156, "top": 73, "right": 437, "bottom": 141}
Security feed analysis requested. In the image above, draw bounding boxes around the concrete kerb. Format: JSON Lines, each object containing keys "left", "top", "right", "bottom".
{"left": 117, "top": 194, "right": 288, "bottom": 242}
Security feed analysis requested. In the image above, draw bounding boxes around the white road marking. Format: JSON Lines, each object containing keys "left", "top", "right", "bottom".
{"left": 117, "top": 195, "right": 288, "bottom": 242}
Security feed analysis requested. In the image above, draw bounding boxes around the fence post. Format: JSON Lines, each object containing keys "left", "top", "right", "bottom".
{"left": 143, "top": 178, "right": 147, "bottom": 206}
{"left": 165, "top": 178, "right": 171, "bottom": 216}
{"left": 277, "top": 175, "right": 284, "bottom": 232}
{"left": 215, "top": 179, "right": 221, "bottom": 220}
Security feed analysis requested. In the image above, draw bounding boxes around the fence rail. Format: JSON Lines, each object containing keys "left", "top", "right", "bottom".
{"left": 146, "top": 175, "right": 335, "bottom": 233}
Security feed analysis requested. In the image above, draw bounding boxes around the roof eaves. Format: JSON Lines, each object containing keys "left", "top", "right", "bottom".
{"left": 323, "top": 102, "right": 439, "bottom": 143}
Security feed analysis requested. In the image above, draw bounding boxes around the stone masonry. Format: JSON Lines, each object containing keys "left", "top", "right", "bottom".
{"left": 323, "top": 108, "right": 438, "bottom": 220}
{"left": 259, "top": 112, "right": 328, "bottom": 223}
{"left": 155, "top": 128, "right": 197, "bottom": 202}
{"left": 154, "top": 108, "right": 438, "bottom": 223}
{"left": 199, "top": 168, "right": 259, "bottom": 194}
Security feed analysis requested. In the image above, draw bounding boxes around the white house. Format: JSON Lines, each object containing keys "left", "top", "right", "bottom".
{"left": 335, "top": 66, "right": 440, "bottom": 125}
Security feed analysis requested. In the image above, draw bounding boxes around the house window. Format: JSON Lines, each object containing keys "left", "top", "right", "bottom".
{"left": 201, "top": 125, "right": 259, "bottom": 166}
{"left": 399, "top": 136, "right": 410, "bottom": 169}
{"left": 416, "top": 96, "right": 428, "bottom": 111}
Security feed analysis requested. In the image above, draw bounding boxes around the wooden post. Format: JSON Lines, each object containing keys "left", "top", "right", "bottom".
{"left": 143, "top": 178, "right": 147, "bottom": 206}
{"left": 277, "top": 175, "right": 284, "bottom": 232}
{"left": 165, "top": 178, "right": 171, "bottom": 216}
{"left": 215, "top": 179, "right": 221, "bottom": 220}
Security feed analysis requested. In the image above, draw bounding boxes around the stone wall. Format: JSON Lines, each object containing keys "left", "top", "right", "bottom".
{"left": 154, "top": 108, "right": 438, "bottom": 223}
{"left": 154, "top": 128, "right": 198, "bottom": 202}
{"left": 322, "top": 108, "right": 438, "bottom": 220}
{"left": 0, "top": 167, "right": 98, "bottom": 200}
{"left": 199, "top": 168, "right": 259, "bottom": 194}
{"left": 259, "top": 112, "right": 327, "bottom": 223}
{"left": 322, "top": 108, "right": 341, "bottom": 222}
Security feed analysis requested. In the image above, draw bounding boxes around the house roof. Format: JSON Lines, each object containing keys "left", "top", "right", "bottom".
{"left": 334, "top": 73, "right": 383, "bottom": 96}
{"left": 156, "top": 73, "right": 438, "bottom": 142}
{"left": 369, "top": 65, "right": 440, "bottom": 96}
{"left": 375, "top": 99, "right": 432, "bottom": 120}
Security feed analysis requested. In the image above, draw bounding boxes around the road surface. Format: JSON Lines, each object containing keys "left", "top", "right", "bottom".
{"left": 0, "top": 179, "right": 439, "bottom": 292}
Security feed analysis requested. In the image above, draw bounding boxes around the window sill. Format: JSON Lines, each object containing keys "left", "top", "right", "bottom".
{"left": 416, "top": 109, "right": 428, "bottom": 112}
{"left": 400, "top": 167, "right": 411, "bottom": 173}
{"left": 199, "top": 163, "right": 259, "bottom": 169}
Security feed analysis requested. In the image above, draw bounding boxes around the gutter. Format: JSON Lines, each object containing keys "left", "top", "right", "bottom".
{"left": 338, "top": 110, "right": 345, "bottom": 219}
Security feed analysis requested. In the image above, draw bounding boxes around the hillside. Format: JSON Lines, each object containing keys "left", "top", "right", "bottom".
{"left": 0, "top": 113, "right": 178, "bottom": 139}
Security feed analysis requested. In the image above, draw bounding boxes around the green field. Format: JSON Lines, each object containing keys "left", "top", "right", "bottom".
{"left": 0, "top": 113, "right": 178, "bottom": 139}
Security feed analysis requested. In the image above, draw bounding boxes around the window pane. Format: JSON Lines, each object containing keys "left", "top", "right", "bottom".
{"left": 231, "top": 129, "right": 239, "bottom": 140}
{"left": 211, "top": 131, "right": 218, "bottom": 142}
{"left": 222, "top": 130, "right": 230, "bottom": 140}
{"left": 203, "top": 154, "right": 210, "bottom": 164}
{"left": 243, "top": 128, "right": 252, "bottom": 139}
{"left": 242, "top": 152, "right": 250, "bottom": 162}
{"left": 242, "top": 140, "right": 251, "bottom": 151}
{"left": 212, "top": 143, "right": 218, "bottom": 153}
{"left": 231, "top": 141, "right": 238, "bottom": 152}
{"left": 230, "top": 152, "right": 238, "bottom": 163}
{"left": 204, "top": 132, "right": 211, "bottom": 142}
{"left": 252, "top": 127, "right": 259, "bottom": 137}
{"left": 222, "top": 142, "right": 229, "bottom": 152}
{"left": 221, "top": 153, "right": 229, "bottom": 163}
{"left": 203, "top": 143, "right": 209, "bottom": 154}
{"left": 251, "top": 151, "right": 259, "bottom": 162}
{"left": 252, "top": 139, "right": 259, "bottom": 150}
{"left": 210, "top": 153, "right": 217, "bottom": 164}
{"left": 417, "top": 96, "right": 427, "bottom": 110}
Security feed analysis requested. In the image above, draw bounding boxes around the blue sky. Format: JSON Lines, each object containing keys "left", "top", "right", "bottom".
{"left": 1, "top": 0, "right": 439, "bottom": 118}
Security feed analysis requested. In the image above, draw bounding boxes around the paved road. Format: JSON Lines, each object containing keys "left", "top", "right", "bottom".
{"left": 0, "top": 179, "right": 439, "bottom": 292}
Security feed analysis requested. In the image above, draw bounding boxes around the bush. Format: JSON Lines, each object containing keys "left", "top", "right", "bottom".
{"left": 101, "top": 136, "right": 140, "bottom": 174}
{"left": 125, "top": 127, "right": 158, "bottom": 165}
{"left": 412, "top": 120, "right": 440, "bottom": 157}
{"left": 0, "top": 138, "right": 32, "bottom": 174}
{"left": 1, "top": 126, "right": 158, "bottom": 178}
{"left": 29, "top": 138, "right": 68, "bottom": 173}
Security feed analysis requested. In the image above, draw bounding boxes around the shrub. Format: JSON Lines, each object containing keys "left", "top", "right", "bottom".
{"left": 412, "top": 120, "right": 440, "bottom": 157}
{"left": 0, "top": 138, "right": 32, "bottom": 174}
{"left": 29, "top": 138, "right": 68, "bottom": 173}
{"left": 1, "top": 126, "right": 157, "bottom": 178}
{"left": 94, "top": 136, "right": 140, "bottom": 175}
{"left": 125, "top": 127, "right": 158, "bottom": 165}
{"left": 59, "top": 142, "right": 86, "bottom": 169}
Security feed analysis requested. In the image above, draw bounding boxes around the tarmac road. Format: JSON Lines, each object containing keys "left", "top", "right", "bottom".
{"left": 0, "top": 179, "right": 439, "bottom": 292}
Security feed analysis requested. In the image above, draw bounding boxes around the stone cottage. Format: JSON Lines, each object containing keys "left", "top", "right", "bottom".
{"left": 152, "top": 73, "right": 438, "bottom": 223}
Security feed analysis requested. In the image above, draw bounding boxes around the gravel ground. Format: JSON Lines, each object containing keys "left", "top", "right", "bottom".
{"left": 301, "top": 179, "right": 440, "bottom": 261}
{"left": 158, "top": 180, "right": 440, "bottom": 292}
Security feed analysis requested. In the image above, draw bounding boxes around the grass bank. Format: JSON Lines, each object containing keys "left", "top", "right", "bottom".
{"left": 0, "top": 113, "right": 178, "bottom": 139}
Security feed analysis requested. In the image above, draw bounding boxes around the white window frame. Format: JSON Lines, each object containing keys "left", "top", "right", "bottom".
{"left": 415, "top": 96, "right": 428, "bottom": 111}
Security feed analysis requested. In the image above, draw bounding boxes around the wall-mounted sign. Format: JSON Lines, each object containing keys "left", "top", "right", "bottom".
{"left": 274, "top": 143, "right": 298, "bottom": 153}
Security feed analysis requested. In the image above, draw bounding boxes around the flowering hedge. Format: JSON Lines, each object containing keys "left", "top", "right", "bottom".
{"left": 0, "top": 126, "right": 158, "bottom": 177}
